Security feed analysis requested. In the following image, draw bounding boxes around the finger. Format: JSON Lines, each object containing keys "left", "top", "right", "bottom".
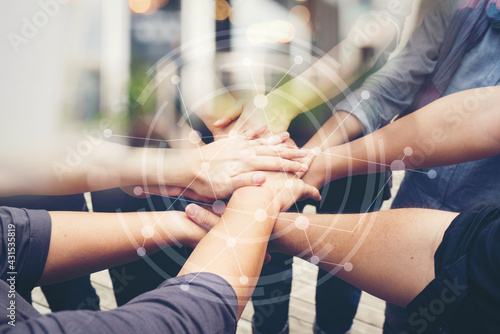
{"left": 282, "top": 137, "right": 298, "bottom": 148}
{"left": 245, "top": 124, "right": 267, "bottom": 139}
{"left": 185, "top": 204, "right": 220, "bottom": 231}
{"left": 251, "top": 157, "right": 309, "bottom": 173}
{"left": 230, "top": 171, "right": 267, "bottom": 191}
{"left": 264, "top": 253, "right": 272, "bottom": 264}
{"left": 276, "top": 132, "right": 290, "bottom": 142}
{"left": 295, "top": 152, "right": 317, "bottom": 178}
{"left": 253, "top": 145, "right": 308, "bottom": 159}
{"left": 300, "top": 183, "right": 322, "bottom": 202}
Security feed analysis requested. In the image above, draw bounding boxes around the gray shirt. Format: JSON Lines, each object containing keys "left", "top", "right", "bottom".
{"left": 335, "top": 0, "right": 500, "bottom": 212}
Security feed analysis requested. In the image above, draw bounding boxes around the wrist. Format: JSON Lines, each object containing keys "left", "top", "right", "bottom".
{"left": 158, "top": 211, "right": 206, "bottom": 248}
{"left": 302, "top": 151, "right": 328, "bottom": 189}
{"left": 266, "top": 93, "right": 300, "bottom": 125}
{"left": 124, "top": 147, "right": 196, "bottom": 188}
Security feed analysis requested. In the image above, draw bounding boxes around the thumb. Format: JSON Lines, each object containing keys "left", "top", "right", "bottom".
{"left": 186, "top": 204, "right": 220, "bottom": 231}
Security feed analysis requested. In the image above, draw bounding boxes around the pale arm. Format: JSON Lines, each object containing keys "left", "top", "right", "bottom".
{"left": 0, "top": 133, "right": 308, "bottom": 199}
{"left": 213, "top": 11, "right": 402, "bottom": 136}
{"left": 178, "top": 187, "right": 278, "bottom": 318}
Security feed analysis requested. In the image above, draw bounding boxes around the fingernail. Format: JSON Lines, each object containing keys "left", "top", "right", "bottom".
{"left": 252, "top": 172, "right": 266, "bottom": 184}
{"left": 299, "top": 149, "right": 308, "bottom": 157}
{"left": 186, "top": 205, "right": 198, "bottom": 218}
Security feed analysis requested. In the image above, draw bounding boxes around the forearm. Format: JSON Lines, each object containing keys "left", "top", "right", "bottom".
{"left": 40, "top": 210, "right": 204, "bottom": 285}
{"left": 270, "top": 209, "right": 458, "bottom": 307}
{"left": 0, "top": 140, "right": 192, "bottom": 197}
{"left": 178, "top": 187, "right": 279, "bottom": 317}
{"left": 347, "top": 86, "right": 500, "bottom": 171}
{"left": 304, "top": 87, "right": 500, "bottom": 188}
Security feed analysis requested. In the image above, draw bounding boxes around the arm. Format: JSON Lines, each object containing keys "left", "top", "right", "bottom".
{"left": 0, "top": 206, "right": 233, "bottom": 334}
{"left": 185, "top": 203, "right": 458, "bottom": 307}
{"left": 178, "top": 187, "right": 278, "bottom": 318}
{"left": 40, "top": 210, "right": 208, "bottom": 286}
{"left": 212, "top": 7, "right": 407, "bottom": 136}
{"left": 0, "top": 132, "right": 308, "bottom": 199}
{"left": 303, "top": 86, "right": 500, "bottom": 189}
{"left": 178, "top": 173, "right": 321, "bottom": 317}
{"left": 301, "top": 0, "right": 457, "bottom": 153}
{"left": 270, "top": 209, "right": 458, "bottom": 307}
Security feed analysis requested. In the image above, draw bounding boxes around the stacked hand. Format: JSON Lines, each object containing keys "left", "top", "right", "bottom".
{"left": 187, "top": 133, "right": 310, "bottom": 200}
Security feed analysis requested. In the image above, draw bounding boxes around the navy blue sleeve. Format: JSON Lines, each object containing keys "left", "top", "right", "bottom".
{"left": 407, "top": 203, "right": 500, "bottom": 334}
{"left": 0, "top": 207, "right": 52, "bottom": 296}
{"left": 5, "top": 272, "right": 238, "bottom": 334}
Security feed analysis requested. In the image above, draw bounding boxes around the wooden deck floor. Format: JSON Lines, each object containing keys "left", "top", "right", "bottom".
{"left": 32, "top": 171, "right": 405, "bottom": 333}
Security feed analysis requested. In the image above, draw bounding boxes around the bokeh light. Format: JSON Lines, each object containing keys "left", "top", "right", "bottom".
{"left": 290, "top": 5, "right": 310, "bottom": 25}
{"left": 129, "top": 0, "right": 170, "bottom": 15}
{"left": 129, "top": 0, "right": 151, "bottom": 14}
{"left": 214, "top": 0, "right": 231, "bottom": 21}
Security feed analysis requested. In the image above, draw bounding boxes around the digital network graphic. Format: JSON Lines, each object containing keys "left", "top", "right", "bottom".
{"left": 102, "top": 27, "right": 437, "bottom": 299}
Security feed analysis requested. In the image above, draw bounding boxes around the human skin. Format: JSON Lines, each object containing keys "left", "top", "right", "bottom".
{"left": 211, "top": 9, "right": 403, "bottom": 137}
{"left": 187, "top": 86, "right": 500, "bottom": 310}
{"left": 187, "top": 204, "right": 458, "bottom": 308}
{"left": 34, "top": 173, "right": 320, "bottom": 318}
{"left": 302, "top": 86, "right": 500, "bottom": 189}
{"left": 40, "top": 210, "right": 207, "bottom": 286}
{"left": 0, "top": 132, "right": 309, "bottom": 200}
{"left": 178, "top": 172, "right": 321, "bottom": 317}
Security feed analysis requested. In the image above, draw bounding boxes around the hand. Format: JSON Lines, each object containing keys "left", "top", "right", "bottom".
{"left": 212, "top": 96, "right": 296, "bottom": 139}
{"left": 281, "top": 137, "right": 318, "bottom": 178}
{"left": 185, "top": 203, "right": 272, "bottom": 263}
{"left": 262, "top": 172, "right": 321, "bottom": 212}
{"left": 187, "top": 133, "right": 310, "bottom": 199}
{"left": 163, "top": 210, "right": 215, "bottom": 249}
